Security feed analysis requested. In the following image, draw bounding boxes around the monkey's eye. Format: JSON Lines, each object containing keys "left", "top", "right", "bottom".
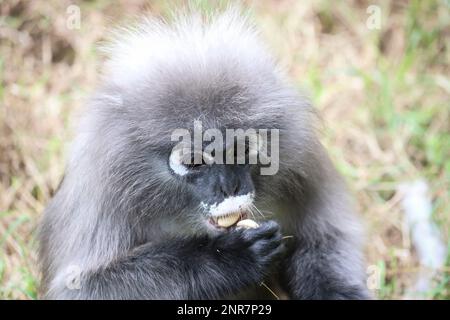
{"left": 186, "top": 163, "right": 204, "bottom": 169}
{"left": 183, "top": 151, "right": 212, "bottom": 169}
{"left": 186, "top": 154, "right": 206, "bottom": 169}
{"left": 231, "top": 140, "right": 253, "bottom": 163}
{"left": 169, "top": 148, "right": 214, "bottom": 176}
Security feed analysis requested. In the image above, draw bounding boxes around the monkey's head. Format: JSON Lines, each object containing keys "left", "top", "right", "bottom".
{"left": 74, "top": 11, "right": 315, "bottom": 237}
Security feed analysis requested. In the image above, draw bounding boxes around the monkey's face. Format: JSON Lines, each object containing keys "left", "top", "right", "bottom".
{"left": 168, "top": 143, "right": 258, "bottom": 233}
{"left": 193, "top": 164, "right": 256, "bottom": 232}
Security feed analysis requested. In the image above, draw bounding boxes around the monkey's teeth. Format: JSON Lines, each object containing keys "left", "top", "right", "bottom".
{"left": 216, "top": 212, "right": 241, "bottom": 228}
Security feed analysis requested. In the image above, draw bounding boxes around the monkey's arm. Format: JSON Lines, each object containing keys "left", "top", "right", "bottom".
{"left": 280, "top": 150, "right": 370, "bottom": 300}
{"left": 281, "top": 231, "right": 370, "bottom": 300}
{"left": 47, "top": 221, "right": 283, "bottom": 299}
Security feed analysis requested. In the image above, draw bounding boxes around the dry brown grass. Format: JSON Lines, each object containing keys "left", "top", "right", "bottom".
{"left": 1, "top": 0, "right": 449, "bottom": 299}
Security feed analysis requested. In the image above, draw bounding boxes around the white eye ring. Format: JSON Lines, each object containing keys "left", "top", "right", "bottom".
{"left": 169, "top": 148, "right": 189, "bottom": 176}
{"left": 249, "top": 138, "right": 261, "bottom": 157}
{"left": 169, "top": 148, "right": 214, "bottom": 176}
{"left": 202, "top": 152, "right": 214, "bottom": 165}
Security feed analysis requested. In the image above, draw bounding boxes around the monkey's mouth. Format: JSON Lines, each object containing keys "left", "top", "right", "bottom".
{"left": 208, "top": 211, "right": 248, "bottom": 229}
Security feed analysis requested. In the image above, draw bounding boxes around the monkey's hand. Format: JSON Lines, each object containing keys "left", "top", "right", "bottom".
{"left": 208, "top": 220, "right": 285, "bottom": 290}
{"left": 51, "top": 221, "right": 284, "bottom": 299}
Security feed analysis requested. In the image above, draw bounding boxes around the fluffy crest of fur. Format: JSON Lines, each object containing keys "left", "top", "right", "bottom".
{"left": 102, "top": 9, "right": 277, "bottom": 89}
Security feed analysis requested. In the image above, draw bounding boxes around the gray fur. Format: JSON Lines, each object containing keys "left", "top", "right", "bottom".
{"left": 38, "top": 10, "right": 369, "bottom": 299}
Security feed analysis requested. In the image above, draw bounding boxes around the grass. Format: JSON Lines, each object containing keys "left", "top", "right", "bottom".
{"left": 0, "top": 0, "right": 449, "bottom": 299}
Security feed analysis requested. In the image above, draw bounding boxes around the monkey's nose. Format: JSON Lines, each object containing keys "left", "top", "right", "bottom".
{"left": 218, "top": 170, "right": 241, "bottom": 197}
{"left": 220, "top": 179, "right": 240, "bottom": 197}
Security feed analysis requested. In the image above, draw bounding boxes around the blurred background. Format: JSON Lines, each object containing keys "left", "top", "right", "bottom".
{"left": 0, "top": 0, "right": 449, "bottom": 299}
